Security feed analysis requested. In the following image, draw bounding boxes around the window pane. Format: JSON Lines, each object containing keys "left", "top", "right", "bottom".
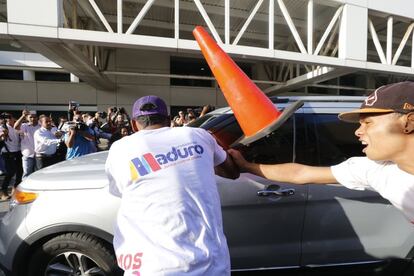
{"left": 0, "top": 70, "right": 23, "bottom": 80}
{"left": 35, "top": 72, "right": 70, "bottom": 82}
{"left": 241, "top": 116, "right": 295, "bottom": 164}
{"left": 170, "top": 57, "right": 252, "bottom": 87}
{"left": 296, "top": 114, "right": 364, "bottom": 166}
{"left": 170, "top": 57, "right": 213, "bottom": 87}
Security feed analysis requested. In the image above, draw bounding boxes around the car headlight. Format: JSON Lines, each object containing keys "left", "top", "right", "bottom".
{"left": 9, "top": 188, "right": 38, "bottom": 210}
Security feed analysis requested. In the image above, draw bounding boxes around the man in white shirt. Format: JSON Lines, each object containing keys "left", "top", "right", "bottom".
{"left": 14, "top": 109, "right": 40, "bottom": 178}
{"left": 0, "top": 114, "right": 22, "bottom": 200}
{"left": 229, "top": 81, "right": 414, "bottom": 223}
{"left": 34, "top": 116, "right": 63, "bottom": 170}
{"left": 105, "top": 95, "right": 239, "bottom": 275}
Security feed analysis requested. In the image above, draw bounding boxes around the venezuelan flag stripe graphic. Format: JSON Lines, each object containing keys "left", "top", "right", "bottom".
{"left": 129, "top": 162, "right": 139, "bottom": 181}
{"left": 131, "top": 157, "right": 149, "bottom": 176}
{"left": 143, "top": 153, "right": 161, "bottom": 171}
{"left": 140, "top": 156, "right": 151, "bottom": 174}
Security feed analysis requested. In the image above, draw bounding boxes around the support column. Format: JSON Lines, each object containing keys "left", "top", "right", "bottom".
{"left": 338, "top": 4, "right": 368, "bottom": 61}
{"left": 71, "top": 74, "right": 80, "bottom": 83}
{"left": 23, "top": 70, "right": 35, "bottom": 81}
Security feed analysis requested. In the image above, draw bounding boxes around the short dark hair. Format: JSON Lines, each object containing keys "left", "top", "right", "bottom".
{"left": 136, "top": 114, "right": 169, "bottom": 128}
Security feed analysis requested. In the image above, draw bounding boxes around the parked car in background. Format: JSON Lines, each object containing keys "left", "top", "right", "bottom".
{"left": 1, "top": 96, "right": 414, "bottom": 276}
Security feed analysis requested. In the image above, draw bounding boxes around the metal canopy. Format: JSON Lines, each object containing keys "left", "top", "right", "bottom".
{"left": 0, "top": 0, "right": 413, "bottom": 92}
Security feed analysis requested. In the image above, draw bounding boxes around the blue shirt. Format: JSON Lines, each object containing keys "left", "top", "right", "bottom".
{"left": 64, "top": 130, "right": 93, "bottom": 160}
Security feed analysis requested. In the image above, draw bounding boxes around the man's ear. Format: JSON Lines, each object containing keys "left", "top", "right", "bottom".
{"left": 403, "top": 112, "right": 414, "bottom": 134}
{"left": 130, "top": 119, "right": 140, "bottom": 133}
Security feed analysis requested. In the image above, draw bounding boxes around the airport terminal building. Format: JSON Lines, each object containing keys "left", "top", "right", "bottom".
{"left": 0, "top": 0, "right": 414, "bottom": 115}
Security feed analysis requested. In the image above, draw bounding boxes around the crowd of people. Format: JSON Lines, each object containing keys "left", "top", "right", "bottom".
{"left": 0, "top": 104, "right": 213, "bottom": 201}
{"left": 0, "top": 106, "right": 132, "bottom": 200}
{"left": 171, "top": 105, "right": 213, "bottom": 127}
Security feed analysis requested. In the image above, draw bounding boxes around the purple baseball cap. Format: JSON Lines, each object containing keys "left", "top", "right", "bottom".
{"left": 132, "top": 95, "right": 168, "bottom": 118}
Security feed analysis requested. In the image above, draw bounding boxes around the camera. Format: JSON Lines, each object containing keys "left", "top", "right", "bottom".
{"left": 69, "top": 100, "right": 80, "bottom": 111}
{"left": 61, "top": 121, "right": 88, "bottom": 132}
{"left": 0, "top": 113, "right": 11, "bottom": 120}
{"left": 75, "top": 122, "right": 88, "bottom": 131}
{"left": 97, "top": 111, "right": 107, "bottom": 119}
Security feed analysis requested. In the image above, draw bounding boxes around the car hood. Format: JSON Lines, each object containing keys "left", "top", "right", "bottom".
{"left": 21, "top": 151, "right": 109, "bottom": 191}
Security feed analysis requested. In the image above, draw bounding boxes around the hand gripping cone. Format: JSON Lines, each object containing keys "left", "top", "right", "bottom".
{"left": 193, "top": 26, "right": 303, "bottom": 147}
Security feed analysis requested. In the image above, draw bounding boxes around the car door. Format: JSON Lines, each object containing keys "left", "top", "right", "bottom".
{"left": 297, "top": 109, "right": 414, "bottom": 266}
{"left": 212, "top": 114, "right": 308, "bottom": 270}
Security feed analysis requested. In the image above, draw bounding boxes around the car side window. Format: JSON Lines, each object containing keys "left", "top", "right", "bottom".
{"left": 295, "top": 113, "right": 364, "bottom": 166}
{"left": 206, "top": 114, "right": 295, "bottom": 164}
{"left": 240, "top": 116, "right": 295, "bottom": 164}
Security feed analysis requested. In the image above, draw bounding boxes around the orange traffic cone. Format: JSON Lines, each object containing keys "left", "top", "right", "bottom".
{"left": 193, "top": 26, "right": 302, "bottom": 146}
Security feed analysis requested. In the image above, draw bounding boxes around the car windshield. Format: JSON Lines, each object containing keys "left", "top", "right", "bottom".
{"left": 187, "top": 114, "right": 218, "bottom": 128}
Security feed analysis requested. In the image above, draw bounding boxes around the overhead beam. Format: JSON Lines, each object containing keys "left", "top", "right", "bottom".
{"left": 232, "top": 0, "right": 264, "bottom": 45}
{"left": 278, "top": 0, "right": 307, "bottom": 54}
{"left": 103, "top": 15, "right": 288, "bottom": 43}
{"left": 75, "top": 1, "right": 411, "bottom": 53}
{"left": 368, "top": 18, "right": 387, "bottom": 64}
{"left": 18, "top": 39, "right": 115, "bottom": 90}
{"left": 88, "top": 0, "right": 114, "bottom": 33}
{"left": 386, "top": 16, "right": 393, "bottom": 64}
{"left": 392, "top": 22, "right": 414, "bottom": 65}
{"left": 129, "top": 0, "right": 311, "bottom": 30}
{"left": 307, "top": 0, "right": 313, "bottom": 54}
{"left": 103, "top": 70, "right": 283, "bottom": 85}
{"left": 117, "top": 0, "right": 123, "bottom": 33}
{"left": 314, "top": 5, "right": 343, "bottom": 55}
{"left": 269, "top": 0, "right": 274, "bottom": 49}
{"left": 4, "top": 24, "right": 414, "bottom": 79}
{"left": 264, "top": 67, "right": 353, "bottom": 95}
{"left": 77, "top": 1, "right": 106, "bottom": 31}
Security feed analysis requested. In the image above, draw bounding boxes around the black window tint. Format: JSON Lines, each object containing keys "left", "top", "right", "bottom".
{"left": 0, "top": 70, "right": 23, "bottom": 80}
{"left": 188, "top": 114, "right": 215, "bottom": 128}
{"left": 35, "top": 72, "right": 70, "bottom": 82}
{"left": 296, "top": 113, "right": 363, "bottom": 166}
{"left": 170, "top": 57, "right": 213, "bottom": 87}
{"left": 240, "top": 116, "right": 295, "bottom": 164}
{"left": 209, "top": 117, "right": 243, "bottom": 148}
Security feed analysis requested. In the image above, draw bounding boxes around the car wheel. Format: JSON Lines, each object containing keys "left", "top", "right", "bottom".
{"left": 27, "top": 232, "right": 122, "bottom": 276}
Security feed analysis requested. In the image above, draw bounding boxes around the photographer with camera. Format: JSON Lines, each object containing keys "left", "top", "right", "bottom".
{"left": 0, "top": 113, "right": 23, "bottom": 200}
{"left": 64, "top": 114, "right": 94, "bottom": 160}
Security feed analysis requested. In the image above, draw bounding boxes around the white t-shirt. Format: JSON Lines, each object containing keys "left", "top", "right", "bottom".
{"left": 331, "top": 157, "right": 414, "bottom": 222}
{"left": 105, "top": 127, "right": 230, "bottom": 276}
{"left": 0, "top": 124, "right": 20, "bottom": 153}
{"left": 33, "top": 127, "right": 61, "bottom": 155}
{"left": 19, "top": 123, "right": 40, "bottom": 157}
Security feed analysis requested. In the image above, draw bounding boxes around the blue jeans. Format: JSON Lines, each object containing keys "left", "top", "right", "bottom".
{"left": 22, "top": 156, "right": 36, "bottom": 179}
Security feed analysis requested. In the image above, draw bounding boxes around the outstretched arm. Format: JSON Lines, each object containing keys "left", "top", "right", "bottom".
{"left": 215, "top": 153, "right": 240, "bottom": 180}
{"left": 228, "top": 149, "right": 336, "bottom": 184}
{"left": 14, "top": 110, "right": 29, "bottom": 130}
